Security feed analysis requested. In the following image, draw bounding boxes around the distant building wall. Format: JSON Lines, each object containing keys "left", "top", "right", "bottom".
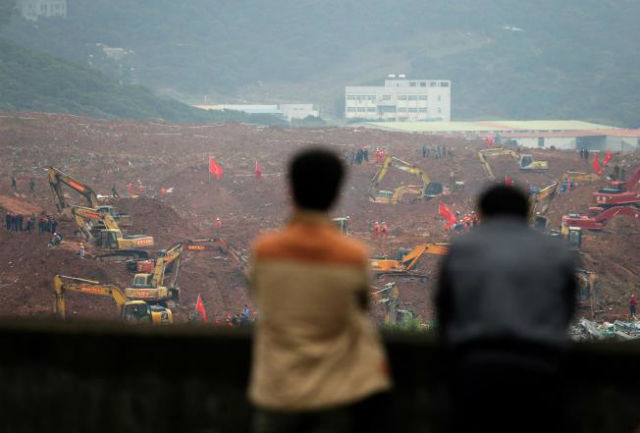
{"left": 279, "top": 104, "right": 319, "bottom": 121}
{"left": 17, "top": 0, "right": 67, "bottom": 21}
{"left": 345, "top": 77, "right": 451, "bottom": 122}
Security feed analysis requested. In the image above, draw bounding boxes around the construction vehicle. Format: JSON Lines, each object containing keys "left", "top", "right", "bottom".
{"left": 529, "top": 181, "right": 560, "bottom": 229}
{"left": 370, "top": 243, "right": 448, "bottom": 277}
{"left": 71, "top": 205, "right": 153, "bottom": 260}
{"left": 47, "top": 167, "right": 131, "bottom": 225}
{"left": 125, "top": 243, "right": 182, "bottom": 304}
{"left": 53, "top": 275, "right": 173, "bottom": 324}
{"left": 561, "top": 206, "right": 640, "bottom": 231}
{"left": 369, "top": 156, "right": 442, "bottom": 204}
{"left": 478, "top": 148, "right": 549, "bottom": 180}
{"left": 593, "top": 166, "right": 640, "bottom": 209}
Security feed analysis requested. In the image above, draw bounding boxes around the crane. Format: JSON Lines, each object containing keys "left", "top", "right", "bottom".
{"left": 53, "top": 275, "right": 173, "bottom": 324}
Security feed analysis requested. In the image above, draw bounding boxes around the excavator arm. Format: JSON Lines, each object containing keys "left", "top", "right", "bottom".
{"left": 48, "top": 167, "right": 99, "bottom": 214}
{"left": 53, "top": 275, "right": 127, "bottom": 319}
{"left": 370, "top": 156, "right": 441, "bottom": 203}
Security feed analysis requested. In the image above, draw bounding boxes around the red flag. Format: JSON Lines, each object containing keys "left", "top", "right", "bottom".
{"left": 254, "top": 160, "right": 263, "bottom": 179}
{"left": 439, "top": 202, "right": 457, "bottom": 229}
{"left": 195, "top": 294, "right": 208, "bottom": 323}
{"left": 603, "top": 150, "right": 613, "bottom": 167}
{"left": 592, "top": 154, "right": 602, "bottom": 176}
{"left": 209, "top": 157, "right": 224, "bottom": 180}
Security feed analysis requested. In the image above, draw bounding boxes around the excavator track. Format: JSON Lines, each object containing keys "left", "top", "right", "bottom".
{"left": 97, "top": 249, "right": 150, "bottom": 262}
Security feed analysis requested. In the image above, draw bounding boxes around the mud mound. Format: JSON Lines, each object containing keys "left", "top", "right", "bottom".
{"left": 0, "top": 111, "right": 638, "bottom": 322}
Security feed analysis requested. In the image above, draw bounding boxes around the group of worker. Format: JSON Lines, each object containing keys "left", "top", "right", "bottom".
{"left": 126, "top": 181, "right": 144, "bottom": 196}
{"left": 452, "top": 211, "right": 479, "bottom": 232}
{"left": 350, "top": 146, "right": 369, "bottom": 165}
{"left": 373, "top": 147, "right": 387, "bottom": 163}
{"left": 422, "top": 143, "right": 451, "bottom": 159}
{"left": 579, "top": 148, "right": 591, "bottom": 160}
{"left": 4, "top": 212, "right": 58, "bottom": 233}
{"left": 9, "top": 176, "right": 36, "bottom": 193}
{"left": 372, "top": 221, "right": 389, "bottom": 237}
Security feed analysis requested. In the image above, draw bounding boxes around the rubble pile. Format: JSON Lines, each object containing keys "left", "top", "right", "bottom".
{"left": 0, "top": 111, "right": 638, "bottom": 322}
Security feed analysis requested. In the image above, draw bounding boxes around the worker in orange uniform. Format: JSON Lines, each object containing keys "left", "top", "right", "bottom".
{"left": 215, "top": 217, "right": 222, "bottom": 230}
{"left": 381, "top": 221, "right": 388, "bottom": 237}
{"left": 127, "top": 182, "right": 135, "bottom": 196}
{"left": 373, "top": 221, "right": 380, "bottom": 237}
{"left": 160, "top": 187, "right": 167, "bottom": 198}
{"left": 137, "top": 181, "right": 143, "bottom": 195}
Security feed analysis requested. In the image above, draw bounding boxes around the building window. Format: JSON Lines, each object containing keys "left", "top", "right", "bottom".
{"left": 410, "top": 81, "right": 417, "bottom": 87}
{"left": 408, "top": 95, "right": 418, "bottom": 101}
{"left": 438, "top": 108, "right": 442, "bottom": 113}
{"left": 398, "top": 108, "right": 407, "bottom": 113}
{"left": 347, "top": 108, "right": 356, "bottom": 112}
{"left": 408, "top": 108, "right": 418, "bottom": 113}
{"left": 430, "top": 82, "right": 436, "bottom": 87}
{"left": 357, "top": 107, "right": 366, "bottom": 112}
{"left": 398, "top": 95, "right": 407, "bottom": 100}
{"left": 440, "top": 82, "right": 450, "bottom": 87}
{"left": 437, "top": 96, "right": 441, "bottom": 101}
{"left": 367, "top": 107, "right": 376, "bottom": 112}
{"left": 418, "top": 95, "right": 428, "bottom": 100}
{"left": 418, "top": 108, "right": 428, "bottom": 112}
{"left": 346, "top": 95, "right": 356, "bottom": 100}
{"left": 420, "top": 81, "right": 427, "bottom": 87}
{"left": 382, "top": 95, "right": 391, "bottom": 100}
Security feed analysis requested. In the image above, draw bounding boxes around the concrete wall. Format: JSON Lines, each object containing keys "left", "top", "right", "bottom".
{"left": 1, "top": 320, "right": 639, "bottom": 433}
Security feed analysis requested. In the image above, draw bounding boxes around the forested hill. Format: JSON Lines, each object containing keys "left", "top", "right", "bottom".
{"left": 3, "top": 0, "right": 640, "bottom": 126}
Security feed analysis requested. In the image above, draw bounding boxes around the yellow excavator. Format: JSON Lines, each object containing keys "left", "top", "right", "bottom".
{"left": 53, "top": 275, "right": 173, "bottom": 324}
{"left": 370, "top": 243, "right": 448, "bottom": 277}
{"left": 478, "top": 148, "right": 549, "bottom": 180}
{"left": 71, "top": 205, "right": 153, "bottom": 260}
{"left": 47, "top": 167, "right": 131, "bottom": 226}
{"left": 369, "top": 156, "right": 442, "bottom": 204}
{"left": 529, "top": 181, "right": 560, "bottom": 229}
{"left": 126, "top": 242, "right": 182, "bottom": 304}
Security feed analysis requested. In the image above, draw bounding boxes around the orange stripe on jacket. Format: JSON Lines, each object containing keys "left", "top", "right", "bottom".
{"left": 252, "top": 222, "right": 368, "bottom": 267}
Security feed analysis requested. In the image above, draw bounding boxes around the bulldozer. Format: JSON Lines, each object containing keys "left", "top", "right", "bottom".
{"left": 125, "top": 242, "right": 182, "bottom": 305}
{"left": 369, "top": 156, "right": 442, "bottom": 204}
{"left": 71, "top": 205, "right": 153, "bottom": 261}
{"left": 47, "top": 167, "right": 131, "bottom": 226}
{"left": 478, "top": 148, "right": 549, "bottom": 180}
{"left": 53, "top": 275, "right": 173, "bottom": 324}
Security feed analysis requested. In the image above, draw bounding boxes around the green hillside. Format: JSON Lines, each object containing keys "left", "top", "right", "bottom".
{"left": 3, "top": 0, "right": 640, "bottom": 126}
{"left": 0, "top": 38, "right": 289, "bottom": 124}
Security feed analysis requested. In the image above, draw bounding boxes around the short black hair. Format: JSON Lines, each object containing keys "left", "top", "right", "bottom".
{"left": 479, "top": 184, "right": 529, "bottom": 220}
{"left": 289, "top": 148, "right": 345, "bottom": 211}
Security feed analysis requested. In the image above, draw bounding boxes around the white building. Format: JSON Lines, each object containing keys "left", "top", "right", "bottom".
{"left": 345, "top": 74, "right": 451, "bottom": 121}
{"left": 17, "top": 0, "right": 67, "bottom": 21}
{"left": 279, "top": 104, "right": 319, "bottom": 121}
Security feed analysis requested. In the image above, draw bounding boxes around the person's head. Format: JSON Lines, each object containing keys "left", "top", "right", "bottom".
{"left": 288, "top": 148, "right": 345, "bottom": 212}
{"left": 478, "top": 184, "right": 529, "bottom": 221}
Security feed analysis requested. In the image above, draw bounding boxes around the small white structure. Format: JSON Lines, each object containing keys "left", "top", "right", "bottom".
{"left": 345, "top": 75, "right": 451, "bottom": 121}
{"left": 17, "top": 0, "right": 67, "bottom": 21}
{"left": 279, "top": 104, "right": 319, "bottom": 121}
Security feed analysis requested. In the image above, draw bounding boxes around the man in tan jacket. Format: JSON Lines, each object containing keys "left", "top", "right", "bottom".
{"left": 248, "top": 148, "right": 391, "bottom": 433}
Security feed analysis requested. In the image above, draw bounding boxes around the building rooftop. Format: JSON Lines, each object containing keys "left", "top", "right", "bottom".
{"left": 367, "top": 120, "right": 619, "bottom": 133}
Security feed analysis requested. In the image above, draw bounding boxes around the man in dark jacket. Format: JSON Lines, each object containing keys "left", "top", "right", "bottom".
{"left": 436, "top": 184, "right": 577, "bottom": 433}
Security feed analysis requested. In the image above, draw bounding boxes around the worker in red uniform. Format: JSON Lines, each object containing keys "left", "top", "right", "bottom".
{"left": 137, "top": 181, "right": 143, "bottom": 194}
{"left": 381, "top": 221, "right": 388, "bottom": 237}
{"left": 215, "top": 217, "right": 222, "bottom": 230}
{"left": 127, "top": 182, "right": 135, "bottom": 196}
{"left": 630, "top": 293, "right": 638, "bottom": 319}
{"left": 160, "top": 187, "right": 167, "bottom": 198}
{"left": 373, "top": 221, "right": 380, "bottom": 237}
